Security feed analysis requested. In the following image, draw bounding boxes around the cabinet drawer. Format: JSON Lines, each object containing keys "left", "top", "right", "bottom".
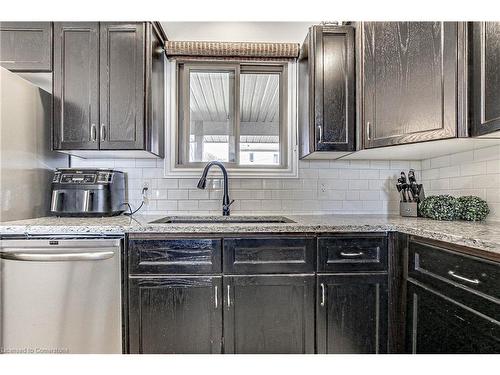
{"left": 129, "top": 238, "right": 221, "bottom": 275}
{"left": 408, "top": 239, "right": 500, "bottom": 301}
{"left": 317, "top": 235, "right": 388, "bottom": 272}
{"left": 223, "top": 237, "right": 315, "bottom": 274}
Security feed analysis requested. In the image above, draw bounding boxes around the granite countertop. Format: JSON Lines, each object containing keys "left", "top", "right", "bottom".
{"left": 1, "top": 214, "right": 500, "bottom": 255}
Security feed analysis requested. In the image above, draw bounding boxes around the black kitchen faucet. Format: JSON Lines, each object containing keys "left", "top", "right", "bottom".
{"left": 197, "top": 161, "right": 234, "bottom": 216}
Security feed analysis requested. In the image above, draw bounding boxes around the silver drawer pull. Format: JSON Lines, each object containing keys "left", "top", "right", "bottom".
{"left": 447, "top": 270, "right": 480, "bottom": 285}
{"left": 227, "top": 285, "right": 231, "bottom": 307}
{"left": 340, "top": 251, "right": 364, "bottom": 257}
{"left": 320, "top": 283, "right": 325, "bottom": 307}
{"left": 214, "top": 285, "right": 218, "bottom": 309}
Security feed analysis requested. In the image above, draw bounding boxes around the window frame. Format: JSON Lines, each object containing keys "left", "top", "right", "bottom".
{"left": 165, "top": 58, "right": 298, "bottom": 179}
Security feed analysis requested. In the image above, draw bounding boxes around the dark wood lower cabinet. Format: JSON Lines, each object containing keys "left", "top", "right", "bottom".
{"left": 317, "top": 273, "right": 388, "bottom": 353}
{"left": 128, "top": 276, "right": 222, "bottom": 354}
{"left": 125, "top": 233, "right": 499, "bottom": 354}
{"left": 406, "top": 281, "right": 500, "bottom": 354}
{"left": 223, "top": 275, "right": 315, "bottom": 354}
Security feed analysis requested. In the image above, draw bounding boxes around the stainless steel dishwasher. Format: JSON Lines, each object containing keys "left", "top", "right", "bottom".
{"left": 0, "top": 237, "right": 122, "bottom": 354}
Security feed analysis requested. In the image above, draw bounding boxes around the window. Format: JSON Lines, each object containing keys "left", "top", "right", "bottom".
{"left": 166, "top": 60, "right": 298, "bottom": 178}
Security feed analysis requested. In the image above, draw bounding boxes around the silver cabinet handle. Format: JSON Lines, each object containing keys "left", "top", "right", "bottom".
{"left": 340, "top": 251, "right": 364, "bottom": 257}
{"left": 448, "top": 270, "right": 480, "bottom": 285}
{"left": 367, "top": 122, "right": 371, "bottom": 139}
{"left": 100, "top": 124, "right": 106, "bottom": 141}
{"left": 320, "top": 283, "right": 326, "bottom": 307}
{"left": 90, "top": 123, "right": 97, "bottom": 142}
{"left": 227, "top": 284, "right": 231, "bottom": 307}
{"left": 214, "top": 285, "right": 218, "bottom": 309}
{"left": 0, "top": 250, "right": 114, "bottom": 262}
{"left": 317, "top": 125, "right": 323, "bottom": 143}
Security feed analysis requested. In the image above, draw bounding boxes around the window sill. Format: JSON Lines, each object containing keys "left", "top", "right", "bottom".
{"left": 163, "top": 162, "right": 298, "bottom": 179}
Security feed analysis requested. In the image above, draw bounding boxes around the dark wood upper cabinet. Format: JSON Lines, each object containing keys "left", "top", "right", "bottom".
{"left": 298, "top": 25, "right": 355, "bottom": 158}
{"left": 52, "top": 22, "right": 165, "bottom": 157}
{"left": 0, "top": 22, "right": 52, "bottom": 72}
{"left": 470, "top": 22, "right": 500, "bottom": 137}
{"left": 128, "top": 276, "right": 223, "bottom": 354}
{"left": 317, "top": 273, "right": 388, "bottom": 353}
{"left": 223, "top": 275, "right": 315, "bottom": 354}
{"left": 53, "top": 22, "right": 99, "bottom": 150}
{"left": 406, "top": 281, "right": 500, "bottom": 354}
{"left": 361, "top": 22, "right": 460, "bottom": 148}
{"left": 99, "top": 23, "right": 145, "bottom": 150}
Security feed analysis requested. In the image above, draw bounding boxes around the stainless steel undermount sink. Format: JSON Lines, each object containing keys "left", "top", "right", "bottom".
{"left": 149, "top": 216, "right": 295, "bottom": 224}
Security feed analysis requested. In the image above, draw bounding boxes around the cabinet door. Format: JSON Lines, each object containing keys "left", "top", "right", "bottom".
{"left": 224, "top": 275, "right": 315, "bottom": 354}
{"left": 406, "top": 282, "right": 500, "bottom": 353}
{"left": 99, "top": 22, "right": 145, "bottom": 150}
{"left": 317, "top": 273, "right": 388, "bottom": 353}
{"left": 0, "top": 22, "right": 52, "bottom": 71}
{"left": 53, "top": 22, "right": 99, "bottom": 150}
{"left": 470, "top": 22, "right": 500, "bottom": 137}
{"left": 128, "top": 276, "right": 222, "bottom": 354}
{"left": 313, "top": 25, "right": 355, "bottom": 152}
{"left": 362, "top": 22, "right": 458, "bottom": 147}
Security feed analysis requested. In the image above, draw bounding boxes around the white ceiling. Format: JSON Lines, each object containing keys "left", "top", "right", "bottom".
{"left": 160, "top": 22, "right": 316, "bottom": 43}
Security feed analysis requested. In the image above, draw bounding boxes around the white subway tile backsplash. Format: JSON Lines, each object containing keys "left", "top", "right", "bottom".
{"left": 188, "top": 189, "right": 210, "bottom": 200}
{"left": 487, "top": 160, "right": 500, "bottom": 174}
{"left": 473, "top": 145, "right": 500, "bottom": 162}
{"left": 299, "top": 168, "right": 319, "bottom": 179}
{"left": 71, "top": 144, "right": 499, "bottom": 220}
{"left": 155, "top": 179, "right": 178, "bottom": 189}
{"left": 339, "top": 169, "right": 360, "bottom": 180}
{"left": 430, "top": 155, "right": 450, "bottom": 169}
{"left": 167, "top": 190, "right": 189, "bottom": 200}
{"left": 450, "top": 151, "right": 473, "bottom": 165}
{"left": 359, "top": 190, "right": 380, "bottom": 201}
{"left": 370, "top": 160, "right": 390, "bottom": 169}
{"left": 156, "top": 200, "right": 178, "bottom": 211}
{"left": 460, "top": 161, "right": 487, "bottom": 176}
{"left": 135, "top": 159, "right": 157, "bottom": 168}
{"left": 348, "top": 179, "right": 370, "bottom": 190}
{"left": 390, "top": 160, "right": 411, "bottom": 170}
{"left": 438, "top": 166, "right": 460, "bottom": 178}
{"left": 421, "top": 145, "right": 500, "bottom": 221}
{"left": 349, "top": 160, "right": 371, "bottom": 168}
{"left": 329, "top": 160, "right": 350, "bottom": 169}
{"left": 178, "top": 200, "right": 199, "bottom": 211}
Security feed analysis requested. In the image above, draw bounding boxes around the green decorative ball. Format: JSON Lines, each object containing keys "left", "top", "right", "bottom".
{"left": 419, "top": 195, "right": 460, "bottom": 221}
{"left": 457, "top": 196, "right": 490, "bottom": 221}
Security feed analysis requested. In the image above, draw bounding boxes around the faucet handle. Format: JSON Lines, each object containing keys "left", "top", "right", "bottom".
{"left": 226, "top": 200, "right": 235, "bottom": 208}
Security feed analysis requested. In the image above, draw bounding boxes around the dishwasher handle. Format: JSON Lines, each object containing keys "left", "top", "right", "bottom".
{"left": 0, "top": 250, "right": 115, "bottom": 262}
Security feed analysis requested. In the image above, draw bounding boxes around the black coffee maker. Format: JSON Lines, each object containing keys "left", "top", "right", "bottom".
{"left": 50, "top": 169, "right": 126, "bottom": 217}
